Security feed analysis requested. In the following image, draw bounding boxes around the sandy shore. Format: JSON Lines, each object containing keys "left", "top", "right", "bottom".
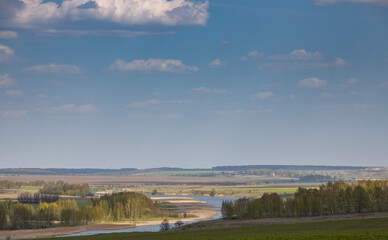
{"left": 0, "top": 196, "right": 218, "bottom": 240}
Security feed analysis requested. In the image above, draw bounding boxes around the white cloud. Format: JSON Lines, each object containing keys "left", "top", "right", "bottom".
{"left": 241, "top": 51, "right": 265, "bottom": 61}
{"left": 315, "top": 0, "right": 388, "bottom": 6}
{"left": 332, "top": 57, "right": 348, "bottom": 66}
{"left": 111, "top": 59, "right": 198, "bottom": 73}
{"left": 353, "top": 103, "right": 374, "bottom": 109}
{"left": 7, "top": 0, "right": 209, "bottom": 28}
{"left": 129, "top": 99, "right": 159, "bottom": 108}
{"left": 298, "top": 77, "right": 327, "bottom": 88}
{"left": 0, "top": 31, "right": 18, "bottom": 39}
{"left": 0, "top": 110, "right": 27, "bottom": 118}
{"left": 52, "top": 104, "right": 98, "bottom": 113}
{"left": 268, "top": 49, "right": 323, "bottom": 61}
{"left": 0, "top": 74, "right": 17, "bottom": 88}
{"left": 5, "top": 90, "right": 23, "bottom": 96}
{"left": 251, "top": 91, "right": 274, "bottom": 100}
{"left": 348, "top": 78, "right": 358, "bottom": 84}
{"left": 289, "top": 94, "right": 296, "bottom": 100}
{"left": 190, "top": 86, "right": 227, "bottom": 94}
{"left": 209, "top": 59, "right": 226, "bottom": 68}
{"left": 0, "top": 44, "right": 14, "bottom": 62}
{"left": 21, "top": 63, "right": 83, "bottom": 74}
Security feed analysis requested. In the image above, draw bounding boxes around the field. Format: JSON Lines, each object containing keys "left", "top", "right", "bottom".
{"left": 34, "top": 216, "right": 388, "bottom": 240}
{"left": 0, "top": 174, "right": 320, "bottom": 198}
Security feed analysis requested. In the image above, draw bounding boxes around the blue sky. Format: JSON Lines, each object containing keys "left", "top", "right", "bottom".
{"left": 0, "top": 0, "right": 387, "bottom": 168}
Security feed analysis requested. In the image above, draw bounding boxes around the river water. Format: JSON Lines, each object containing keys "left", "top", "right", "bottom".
{"left": 58, "top": 195, "right": 238, "bottom": 237}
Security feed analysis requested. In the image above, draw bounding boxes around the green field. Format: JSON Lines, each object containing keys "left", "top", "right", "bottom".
{"left": 36, "top": 217, "right": 388, "bottom": 240}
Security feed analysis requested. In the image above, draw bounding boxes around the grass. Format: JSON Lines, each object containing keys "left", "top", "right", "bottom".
{"left": 36, "top": 217, "right": 388, "bottom": 240}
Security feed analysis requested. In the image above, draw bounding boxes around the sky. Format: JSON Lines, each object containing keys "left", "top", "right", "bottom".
{"left": 0, "top": 0, "right": 387, "bottom": 169}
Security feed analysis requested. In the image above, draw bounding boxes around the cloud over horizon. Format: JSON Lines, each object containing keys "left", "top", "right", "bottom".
{"left": 1, "top": 0, "right": 209, "bottom": 36}
{"left": 315, "top": 0, "right": 388, "bottom": 6}
{"left": 52, "top": 104, "right": 99, "bottom": 113}
{"left": 190, "top": 86, "right": 227, "bottom": 94}
{"left": 0, "top": 74, "right": 17, "bottom": 88}
{"left": 111, "top": 59, "right": 198, "bottom": 73}
{"left": 298, "top": 77, "right": 327, "bottom": 88}
{"left": 21, "top": 63, "right": 83, "bottom": 74}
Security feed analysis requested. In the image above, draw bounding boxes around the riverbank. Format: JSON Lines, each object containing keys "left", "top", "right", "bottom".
{"left": 0, "top": 196, "right": 218, "bottom": 240}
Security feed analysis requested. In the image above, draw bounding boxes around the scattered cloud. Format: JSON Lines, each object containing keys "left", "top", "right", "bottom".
{"left": 348, "top": 78, "right": 358, "bottom": 84}
{"left": 37, "top": 94, "right": 48, "bottom": 99}
{"left": 298, "top": 77, "right": 327, "bottom": 88}
{"left": 258, "top": 57, "right": 348, "bottom": 72}
{"left": 0, "top": 110, "right": 27, "bottom": 118}
{"left": 2, "top": 0, "right": 209, "bottom": 32}
{"left": 190, "top": 86, "right": 227, "bottom": 94}
{"left": 257, "top": 49, "right": 347, "bottom": 72}
{"left": 289, "top": 94, "right": 296, "bottom": 100}
{"left": 251, "top": 91, "right": 274, "bottom": 100}
{"left": 241, "top": 51, "right": 265, "bottom": 61}
{"left": 0, "top": 44, "right": 14, "bottom": 62}
{"left": 21, "top": 63, "right": 83, "bottom": 74}
{"left": 219, "top": 40, "right": 230, "bottom": 45}
{"left": 268, "top": 49, "right": 323, "bottom": 61}
{"left": 0, "top": 31, "right": 18, "bottom": 39}
{"left": 353, "top": 103, "right": 374, "bottom": 109}
{"left": 166, "top": 99, "right": 195, "bottom": 104}
{"left": 320, "top": 92, "right": 332, "bottom": 98}
{"left": 52, "top": 104, "right": 99, "bottom": 113}
{"left": 129, "top": 99, "right": 159, "bottom": 108}
{"left": 206, "top": 107, "right": 271, "bottom": 115}
{"left": 209, "top": 59, "right": 227, "bottom": 68}
{"left": 332, "top": 58, "right": 348, "bottom": 66}
{"left": 376, "top": 81, "right": 388, "bottom": 89}
{"left": 159, "top": 114, "right": 183, "bottom": 119}
{"left": 0, "top": 74, "right": 17, "bottom": 88}
{"left": 315, "top": 0, "right": 388, "bottom": 6}
{"left": 5, "top": 90, "right": 23, "bottom": 97}
{"left": 111, "top": 59, "right": 198, "bottom": 73}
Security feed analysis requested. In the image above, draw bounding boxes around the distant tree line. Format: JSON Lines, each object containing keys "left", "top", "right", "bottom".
{"left": 222, "top": 180, "right": 388, "bottom": 219}
{"left": 17, "top": 192, "right": 59, "bottom": 204}
{"left": 299, "top": 174, "right": 333, "bottom": 182}
{"left": 39, "top": 181, "right": 91, "bottom": 196}
{"left": 213, "top": 165, "right": 365, "bottom": 171}
{"left": 0, "top": 180, "right": 46, "bottom": 190}
{"left": 0, "top": 192, "right": 186, "bottom": 230}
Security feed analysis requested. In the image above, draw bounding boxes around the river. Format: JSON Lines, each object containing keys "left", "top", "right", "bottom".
{"left": 58, "top": 195, "right": 238, "bottom": 237}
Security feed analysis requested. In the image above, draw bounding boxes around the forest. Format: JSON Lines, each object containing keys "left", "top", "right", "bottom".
{"left": 39, "top": 181, "right": 91, "bottom": 196}
{"left": 222, "top": 180, "right": 388, "bottom": 219}
{"left": 0, "top": 192, "right": 179, "bottom": 230}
